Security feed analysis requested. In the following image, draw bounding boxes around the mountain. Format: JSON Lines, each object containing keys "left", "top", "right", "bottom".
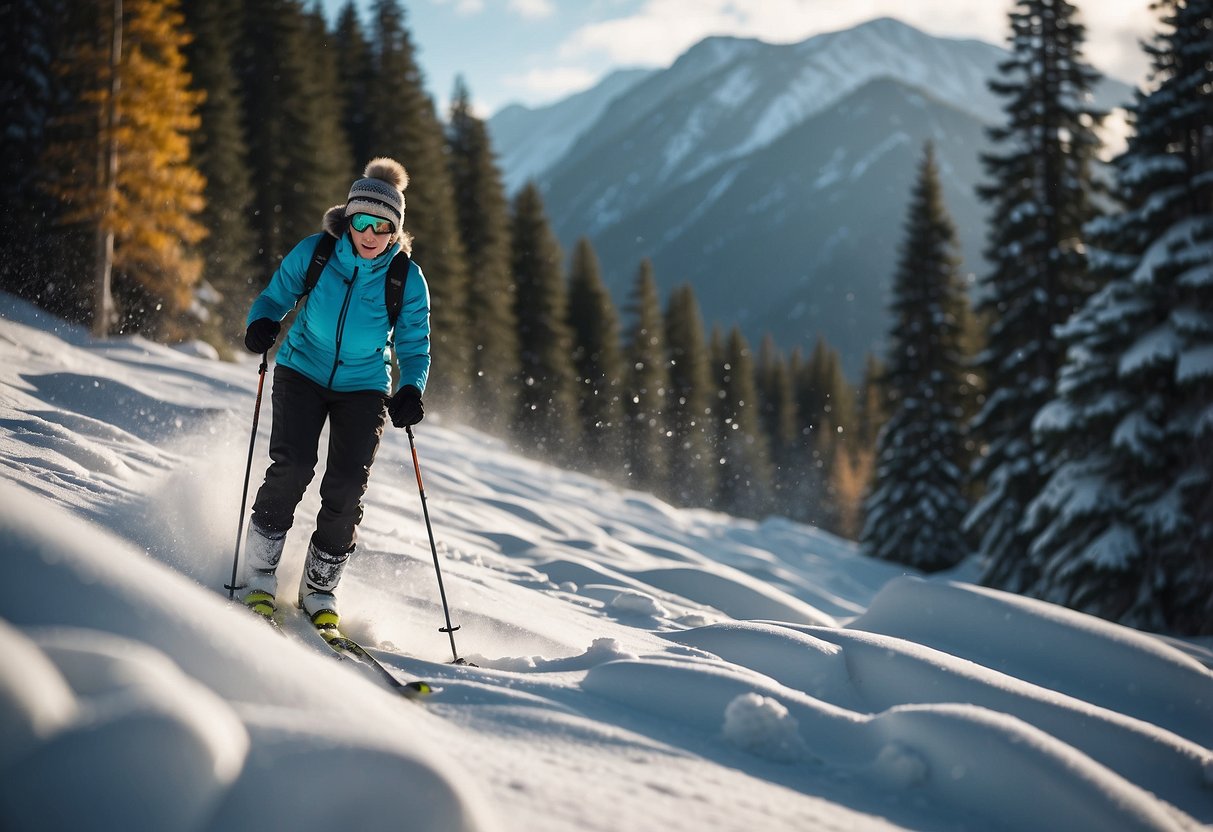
{"left": 488, "top": 67, "right": 656, "bottom": 193}
{"left": 487, "top": 17, "right": 1135, "bottom": 375}
{"left": 588, "top": 76, "right": 991, "bottom": 366}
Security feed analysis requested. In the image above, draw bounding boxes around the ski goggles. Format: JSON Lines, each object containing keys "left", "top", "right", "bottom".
{"left": 350, "top": 213, "right": 394, "bottom": 234}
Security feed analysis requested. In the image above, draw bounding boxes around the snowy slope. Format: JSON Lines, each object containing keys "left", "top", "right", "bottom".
{"left": 1, "top": 292, "right": 1211, "bottom": 832}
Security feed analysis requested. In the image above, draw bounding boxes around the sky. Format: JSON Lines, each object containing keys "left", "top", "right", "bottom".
{"left": 3, "top": 291, "right": 1212, "bottom": 831}
{"left": 322, "top": 0, "right": 1160, "bottom": 116}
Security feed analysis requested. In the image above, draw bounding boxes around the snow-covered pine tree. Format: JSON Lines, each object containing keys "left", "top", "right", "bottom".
{"left": 448, "top": 76, "right": 519, "bottom": 432}
{"left": 966, "top": 0, "right": 1106, "bottom": 590}
{"left": 1022, "top": 0, "right": 1213, "bottom": 636}
{"left": 862, "top": 144, "right": 972, "bottom": 571}
{"left": 567, "top": 237, "right": 625, "bottom": 469}
{"left": 664, "top": 284, "right": 717, "bottom": 507}
{"left": 623, "top": 259, "right": 670, "bottom": 494}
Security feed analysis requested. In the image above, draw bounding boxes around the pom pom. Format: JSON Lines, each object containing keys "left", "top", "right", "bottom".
{"left": 363, "top": 157, "right": 408, "bottom": 191}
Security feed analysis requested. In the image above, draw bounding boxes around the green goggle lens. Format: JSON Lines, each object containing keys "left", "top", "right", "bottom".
{"left": 350, "top": 213, "right": 393, "bottom": 234}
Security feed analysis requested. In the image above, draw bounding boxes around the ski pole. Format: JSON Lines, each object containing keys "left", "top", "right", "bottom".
{"left": 406, "top": 425, "right": 466, "bottom": 664}
{"left": 227, "top": 352, "right": 269, "bottom": 600}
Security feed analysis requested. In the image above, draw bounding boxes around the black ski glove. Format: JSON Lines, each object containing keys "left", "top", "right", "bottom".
{"left": 244, "top": 318, "right": 281, "bottom": 354}
{"left": 388, "top": 385, "right": 424, "bottom": 427}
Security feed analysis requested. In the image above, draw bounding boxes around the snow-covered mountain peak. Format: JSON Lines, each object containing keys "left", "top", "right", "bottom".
{"left": 666, "top": 33, "right": 765, "bottom": 76}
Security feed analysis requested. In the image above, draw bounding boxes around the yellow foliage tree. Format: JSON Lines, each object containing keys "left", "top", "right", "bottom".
{"left": 44, "top": 0, "right": 206, "bottom": 337}
{"left": 829, "top": 445, "right": 875, "bottom": 541}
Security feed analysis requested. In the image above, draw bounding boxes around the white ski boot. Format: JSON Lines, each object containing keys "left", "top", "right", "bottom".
{"left": 241, "top": 523, "right": 286, "bottom": 620}
{"left": 298, "top": 537, "right": 352, "bottom": 629}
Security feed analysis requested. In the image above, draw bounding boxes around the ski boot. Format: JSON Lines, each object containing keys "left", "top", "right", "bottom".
{"left": 299, "top": 536, "right": 352, "bottom": 630}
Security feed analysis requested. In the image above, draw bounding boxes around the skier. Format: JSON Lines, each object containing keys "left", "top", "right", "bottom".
{"left": 239, "top": 157, "right": 430, "bottom": 629}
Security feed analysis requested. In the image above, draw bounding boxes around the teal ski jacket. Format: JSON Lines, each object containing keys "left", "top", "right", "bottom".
{"left": 247, "top": 230, "right": 430, "bottom": 395}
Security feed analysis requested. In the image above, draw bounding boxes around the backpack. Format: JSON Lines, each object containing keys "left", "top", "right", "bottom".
{"left": 299, "top": 233, "right": 411, "bottom": 329}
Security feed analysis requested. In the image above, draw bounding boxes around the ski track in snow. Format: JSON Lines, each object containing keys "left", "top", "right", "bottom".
{"left": 1, "top": 293, "right": 1211, "bottom": 832}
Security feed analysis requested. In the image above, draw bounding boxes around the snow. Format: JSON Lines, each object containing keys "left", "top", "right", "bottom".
{"left": 1, "top": 291, "right": 1211, "bottom": 832}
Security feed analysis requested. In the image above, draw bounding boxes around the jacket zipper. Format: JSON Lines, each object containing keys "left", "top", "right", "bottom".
{"left": 328, "top": 265, "right": 358, "bottom": 388}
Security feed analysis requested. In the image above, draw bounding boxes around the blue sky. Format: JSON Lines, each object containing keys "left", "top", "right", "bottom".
{"left": 322, "top": 0, "right": 1158, "bottom": 117}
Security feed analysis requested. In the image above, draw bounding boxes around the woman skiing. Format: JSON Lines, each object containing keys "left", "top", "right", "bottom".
{"left": 239, "top": 157, "right": 430, "bottom": 629}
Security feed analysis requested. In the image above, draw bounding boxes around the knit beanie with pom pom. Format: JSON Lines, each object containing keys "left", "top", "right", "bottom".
{"left": 344, "top": 157, "right": 408, "bottom": 231}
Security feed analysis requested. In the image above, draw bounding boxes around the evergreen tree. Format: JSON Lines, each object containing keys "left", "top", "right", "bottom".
{"left": 511, "top": 183, "right": 579, "bottom": 458}
{"left": 301, "top": 3, "right": 355, "bottom": 187}
{"left": 789, "top": 337, "right": 851, "bottom": 529}
{"left": 623, "top": 259, "right": 670, "bottom": 493}
{"left": 862, "top": 144, "right": 972, "bottom": 571}
{"left": 967, "top": 0, "right": 1106, "bottom": 589}
{"left": 757, "top": 336, "right": 799, "bottom": 512}
{"left": 716, "top": 327, "right": 774, "bottom": 517}
{"left": 180, "top": 0, "right": 258, "bottom": 352}
{"left": 836, "top": 353, "right": 886, "bottom": 541}
{"left": 0, "top": 0, "right": 66, "bottom": 310}
{"left": 41, "top": 0, "right": 207, "bottom": 337}
{"left": 664, "top": 284, "right": 717, "bottom": 507}
{"left": 1022, "top": 0, "right": 1213, "bottom": 635}
{"left": 333, "top": 2, "right": 374, "bottom": 172}
{"left": 566, "top": 237, "right": 624, "bottom": 468}
{"left": 708, "top": 325, "right": 722, "bottom": 485}
{"left": 855, "top": 353, "right": 889, "bottom": 452}
{"left": 448, "top": 76, "right": 519, "bottom": 431}
{"left": 234, "top": 0, "right": 350, "bottom": 279}
{"left": 364, "top": 0, "right": 471, "bottom": 400}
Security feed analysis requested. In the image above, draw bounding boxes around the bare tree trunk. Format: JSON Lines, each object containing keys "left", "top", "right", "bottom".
{"left": 93, "top": 0, "right": 121, "bottom": 337}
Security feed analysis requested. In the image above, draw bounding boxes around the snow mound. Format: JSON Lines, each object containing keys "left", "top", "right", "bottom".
{"left": 853, "top": 576, "right": 1213, "bottom": 746}
{"left": 0, "top": 479, "right": 494, "bottom": 832}
{"left": 0, "top": 619, "right": 77, "bottom": 769}
{"left": 722, "top": 693, "right": 809, "bottom": 762}
{"left": 0, "top": 627, "right": 247, "bottom": 831}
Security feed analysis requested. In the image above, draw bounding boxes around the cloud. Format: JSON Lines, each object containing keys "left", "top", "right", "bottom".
{"left": 555, "top": 0, "right": 1154, "bottom": 85}
{"left": 558, "top": 0, "right": 740, "bottom": 66}
{"left": 509, "top": 0, "right": 555, "bottom": 19}
{"left": 502, "top": 65, "right": 601, "bottom": 102}
{"left": 432, "top": 0, "right": 486, "bottom": 16}
{"left": 557, "top": 0, "right": 1003, "bottom": 67}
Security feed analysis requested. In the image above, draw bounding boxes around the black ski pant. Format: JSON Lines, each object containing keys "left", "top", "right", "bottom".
{"left": 251, "top": 365, "right": 386, "bottom": 554}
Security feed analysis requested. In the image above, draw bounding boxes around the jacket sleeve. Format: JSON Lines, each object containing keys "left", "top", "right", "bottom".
{"left": 392, "top": 261, "right": 431, "bottom": 394}
{"left": 246, "top": 234, "right": 323, "bottom": 325}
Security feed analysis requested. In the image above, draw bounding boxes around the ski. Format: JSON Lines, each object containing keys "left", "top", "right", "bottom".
{"left": 309, "top": 621, "right": 437, "bottom": 700}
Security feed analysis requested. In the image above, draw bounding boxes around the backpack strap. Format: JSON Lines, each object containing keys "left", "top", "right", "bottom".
{"left": 301, "top": 233, "right": 338, "bottom": 301}
{"left": 385, "top": 251, "right": 412, "bottom": 330}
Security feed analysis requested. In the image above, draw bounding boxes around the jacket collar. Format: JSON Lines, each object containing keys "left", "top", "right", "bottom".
{"left": 333, "top": 231, "right": 401, "bottom": 276}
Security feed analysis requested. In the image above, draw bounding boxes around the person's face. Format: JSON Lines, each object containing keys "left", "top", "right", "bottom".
{"left": 349, "top": 213, "right": 394, "bottom": 259}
